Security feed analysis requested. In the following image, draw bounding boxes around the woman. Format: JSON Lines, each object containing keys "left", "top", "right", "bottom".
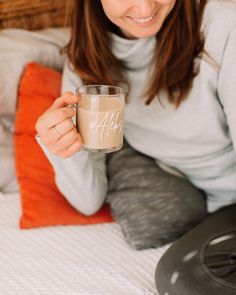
{"left": 36, "top": 1, "right": 236, "bottom": 294}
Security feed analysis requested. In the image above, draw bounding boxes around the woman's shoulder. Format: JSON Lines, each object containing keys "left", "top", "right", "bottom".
{"left": 202, "top": 1, "right": 236, "bottom": 66}
{"left": 203, "top": 0, "right": 236, "bottom": 32}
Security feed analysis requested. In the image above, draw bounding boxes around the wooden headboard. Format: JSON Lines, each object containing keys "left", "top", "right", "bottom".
{"left": 0, "top": 0, "right": 69, "bottom": 30}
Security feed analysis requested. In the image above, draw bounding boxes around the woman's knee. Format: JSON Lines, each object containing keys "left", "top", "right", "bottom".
{"left": 107, "top": 140, "right": 208, "bottom": 249}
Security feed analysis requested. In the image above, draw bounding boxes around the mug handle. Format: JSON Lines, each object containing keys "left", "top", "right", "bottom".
{"left": 66, "top": 103, "right": 79, "bottom": 131}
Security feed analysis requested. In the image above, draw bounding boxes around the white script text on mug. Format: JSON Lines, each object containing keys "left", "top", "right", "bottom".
{"left": 90, "top": 111, "right": 123, "bottom": 140}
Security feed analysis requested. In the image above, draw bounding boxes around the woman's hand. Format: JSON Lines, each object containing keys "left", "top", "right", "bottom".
{"left": 35, "top": 91, "right": 83, "bottom": 158}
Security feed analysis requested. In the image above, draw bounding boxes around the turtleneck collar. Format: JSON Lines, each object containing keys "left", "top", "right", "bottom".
{"left": 110, "top": 33, "right": 156, "bottom": 71}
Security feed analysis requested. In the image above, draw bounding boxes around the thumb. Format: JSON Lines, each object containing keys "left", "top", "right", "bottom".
{"left": 50, "top": 91, "right": 80, "bottom": 111}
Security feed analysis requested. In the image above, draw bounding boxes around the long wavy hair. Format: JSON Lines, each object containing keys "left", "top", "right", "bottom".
{"left": 64, "top": 0, "right": 207, "bottom": 106}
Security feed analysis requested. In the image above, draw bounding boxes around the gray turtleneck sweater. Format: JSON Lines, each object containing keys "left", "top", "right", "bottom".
{"left": 38, "top": 1, "right": 236, "bottom": 214}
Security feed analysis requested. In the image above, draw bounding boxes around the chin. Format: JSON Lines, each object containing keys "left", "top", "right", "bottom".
{"left": 128, "top": 26, "right": 161, "bottom": 39}
{"left": 121, "top": 24, "right": 161, "bottom": 39}
{"left": 132, "top": 31, "right": 159, "bottom": 39}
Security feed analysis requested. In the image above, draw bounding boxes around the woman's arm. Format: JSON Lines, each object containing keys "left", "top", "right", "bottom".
{"left": 36, "top": 60, "right": 108, "bottom": 215}
{"left": 37, "top": 140, "right": 107, "bottom": 215}
{"left": 217, "top": 27, "right": 236, "bottom": 156}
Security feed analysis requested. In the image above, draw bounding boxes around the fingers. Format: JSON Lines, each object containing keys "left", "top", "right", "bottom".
{"left": 36, "top": 108, "right": 75, "bottom": 135}
{"left": 54, "top": 118, "right": 74, "bottom": 138}
{"left": 57, "top": 138, "right": 83, "bottom": 159}
{"left": 40, "top": 118, "right": 74, "bottom": 145}
{"left": 36, "top": 91, "right": 80, "bottom": 133}
{"left": 50, "top": 91, "right": 80, "bottom": 111}
{"left": 35, "top": 91, "right": 82, "bottom": 158}
{"left": 43, "top": 127, "right": 83, "bottom": 158}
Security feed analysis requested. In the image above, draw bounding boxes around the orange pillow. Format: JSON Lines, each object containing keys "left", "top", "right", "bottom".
{"left": 14, "top": 63, "right": 113, "bottom": 229}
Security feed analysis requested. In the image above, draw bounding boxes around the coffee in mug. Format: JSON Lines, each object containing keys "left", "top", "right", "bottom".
{"left": 75, "top": 85, "right": 125, "bottom": 153}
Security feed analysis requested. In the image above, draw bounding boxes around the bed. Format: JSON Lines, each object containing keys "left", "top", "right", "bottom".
{"left": 0, "top": 1, "right": 169, "bottom": 294}
{"left": 0, "top": 192, "right": 168, "bottom": 295}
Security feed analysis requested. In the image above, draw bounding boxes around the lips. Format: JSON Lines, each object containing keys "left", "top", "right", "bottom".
{"left": 129, "top": 12, "right": 157, "bottom": 24}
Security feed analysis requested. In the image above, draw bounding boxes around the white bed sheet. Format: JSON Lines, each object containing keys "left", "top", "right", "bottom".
{"left": 0, "top": 193, "right": 169, "bottom": 295}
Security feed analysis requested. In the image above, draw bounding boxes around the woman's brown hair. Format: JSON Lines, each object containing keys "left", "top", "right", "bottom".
{"left": 65, "top": 0, "right": 207, "bottom": 106}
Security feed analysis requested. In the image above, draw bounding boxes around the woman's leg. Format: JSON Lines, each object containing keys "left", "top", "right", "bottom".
{"left": 155, "top": 204, "right": 236, "bottom": 295}
{"left": 106, "top": 140, "right": 207, "bottom": 249}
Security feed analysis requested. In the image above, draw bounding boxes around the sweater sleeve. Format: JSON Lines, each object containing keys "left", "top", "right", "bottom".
{"left": 36, "top": 60, "right": 108, "bottom": 215}
{"left": 217, "top": 26, "right": 236, "bottom": 158}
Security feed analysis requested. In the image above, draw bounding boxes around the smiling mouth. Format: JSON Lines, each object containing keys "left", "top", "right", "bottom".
{"left": 130, "top": 12, "right": 157, "bottom": 24}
